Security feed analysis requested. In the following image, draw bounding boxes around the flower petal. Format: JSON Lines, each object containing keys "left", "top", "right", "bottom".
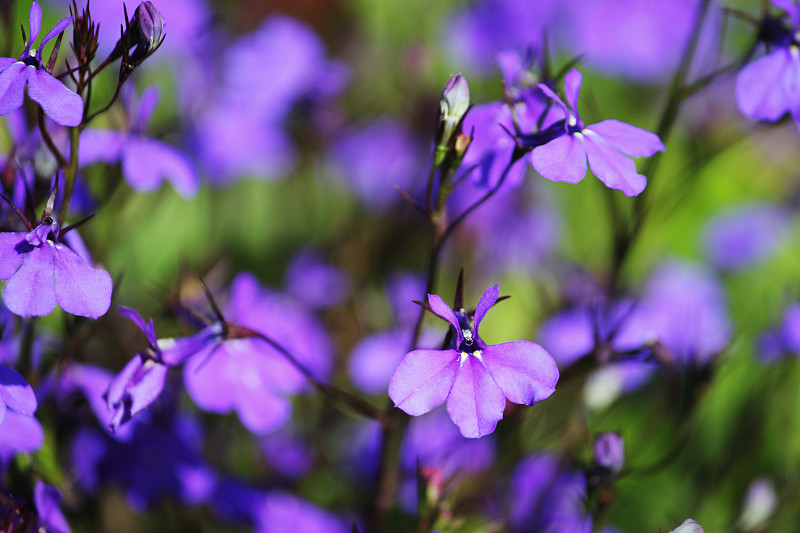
{"left": 736, "top": 49, "right": 794, "bottom": 121}
{"left": 29, "top": 0, "right": 42, "bottom": 44}
{"left": 118, "top": 306, "right": 148, "bottom": 336}
{"left": 586, "top": 119, "right": 664, "bottom": 157}
{"left": 183, "top": 344, "right": 238, "bottom": 413}
{"left": 445, "top": 356, "right": 506, "bottom": 438}
{"left": 122, "top": 138, "right": 199, "bottom": 197}
{"left": 0, "top": 410, "right": 43, "bottom": 462}
{"left": 481, "top": 341, "right": 559, "bottom": 405}
{"left": 474, "top": 284, "right": 499, "bottom": 335}
{"left": 53, "top": 244, "right": 112, "bottom": 318}
{"left": 126, "top": 360, "right": 168, "bottom": 418}
{"left": 27, "top": 69, "right": 83, "bottom": 126}
{"left": 774, "top": 0, "right": 800, "bottom": 28}
{"left": 0, "top": 364, "right": 38, "bottom": 416}
{"left": 39, "top": 17, "right": 72, "bottom": 52}
{"left": 4, "top": 244, "right": 56, "bottom": 317}
{"left": 0, "top": 63, "right": 28, "bottom": 116}
{"left": 564, "top": 69, "right": 583, "bottom": 117}
{"left": 0, "top": 232, "right": 28, "bottom": 280}
{"left": 389, "top": 349, "right": 459, "bottom": 416}
{"left": 427, "top": 293, "right": 460, "bottom": 332}
{"left": 236, "top": 387, "right": 291, "bottom": 434}
{"left": 531, "top": 133, "right": 587, "bottom": 184}
{"left": 78, "top": 129, "right": 125, "bottom": 166}
{"left": 537, "top": 82, "right": 569, "bottom": 120}
{"left": 583, "top": 130, "right": 646, "bottom": 196}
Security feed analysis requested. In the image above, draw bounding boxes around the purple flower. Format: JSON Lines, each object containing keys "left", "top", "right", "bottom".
{"left": 79, "top": 87, "right": 198, "bottom": 197}
{"left": 284, "top": 249, "right": 350, "bottom": 309}
{"left": 0, "top": 219, "right": 112, "bottom": 318}
{"left": 0, "top": 1, "right": 83, "bottom": 126}
{"left": 531, "top": 69, "right": 665, "bottom": 196}
{"left": 389, "top": 285, "right": 559, "bottom": 438}
{"left": 104, "top": 306, "right": 224, "bottom": 432}
{"left": 34, "top": 481, "right": 70, "bottom": 533}
{"left": 703, "top": 203, "right": 792, "bottom": 271}
{"left": 736, "top": 0, "right": 800, "bottom": 128}
{"left": 0, "top": 364, "right": 37, "bottom": 423}
{"left": 0, "top": 410, "right": 43, "bottom": 464}
{"left": 594, "top": 432, "right": 624, "bottom": 475}
{"left": 183, "top": 273, "right": 332, "bottom": 434}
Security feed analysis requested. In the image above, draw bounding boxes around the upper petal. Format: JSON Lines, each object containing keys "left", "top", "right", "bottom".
{"left": 3, "top": 244, "right": 56, "bottom": 317}
{"left": 29, "top": 0, "right": 43, "bottom": 44}
{"left": 736, "top": 50, "right": 794, "bottom": 121}
{"left": 531, "top": 133, "right": 587, "bottom": 184}
{"left": 27, "top": 69, "right": 83, "bottom": 126}
{"left": 0, "top": 364, "right": 38, "bottom": 416}
{"left": 0, "top": 63, "right": 29, "bottom": 116}
{"left": 388, "top": 348, "right": 459, "bottom": 416}
{"left": 53, "top": 243, "right": 112, "bottom": 318}
{"left": 564, "top": 69, "right": 583, "bottom": 117}
{"left": 537, "top": 82, "right": 569, "bottom": 121}
{"left": 0, "top": 232, "right": 28, "bottom": 280}
{"left": 586, "top": 119, "right": 664, "bottom": 157}
{"left": 481, "top": 340, "right": 559, "bottom": 405}
{"left": 583, "top": 130, "right": 646, "bottom": 196}
{"left": 427, "top": 293, "right": 460, "bottom": 332}
{"left": 445, "top": 356, "right": 506, "bottom": 438}
{"left": 78, "top": 129, "right": 125, "bottom": 166}
{"left": 122, "top": 138, "right": 199, "bottom": 197}
{"left": 39, "top": 16, "right": 73, "bottom": 52}
{"left": 473, "top": 284, "right": 499, "bottom": 335}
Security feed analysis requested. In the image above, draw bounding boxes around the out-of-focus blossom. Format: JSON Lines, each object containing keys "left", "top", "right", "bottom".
{"left": 0, "top": 410, "right": 44, "bottom": 463}
{"left": 737, "top": 477, "right": 778, "bottom": 531}
{"left": 255, "top": 492, "right": 350, "bottom": 533}
{"left": 389, "top": 285, "right": 558, "bottom": 438}
{"left": 260, "top": 428, "right": 314, "bottom": 480}
{"left": 670, "top": 518, "right": 704, "bottom": 533}
{"left": 509, "top": 453, "right": 592, "bottom": 533}
{"left": 285, "top": 249, "right": 350, "bottom": 309}
{"left": 565, "top": 0, "right": 719, "bottom": 82}
{"left": 329, "top": 119, "right": 422, "bottom": 209}
{"left": 703, "top": 203, "right": 792, "bottom": 271}
{"left": 195, "top": 16, "right": 348, "bottom": 184}
{"left": 105, "top": 306, "right": 223, "bottom": 432}
{"left": 532, "top": 69, "right": 665, "bottom": 196}
{"left": 736, "top": 0, "right": 800, "bottom": 128}
{"left": 183, "top": 272, "right": 332, "bottom": 434}
{"left": 34, "top": 481, "right": 71, "bottom": 533}
{"left": 79, "top": 87, "right": 198, "bottom": 197}
{"left": 0, "top": 1, "right": 83, "bottom": 126}
{"left": 0, "top": 219, "right": 112, "bottom": 318}
{"left": 594, "top": 432, "right": 624, "bottom": 475}
{"left": 0, "top": 364, "right": 37, "bottom": 424}
{"left": 70, "top": 417, "right": 216, "bottom": 509}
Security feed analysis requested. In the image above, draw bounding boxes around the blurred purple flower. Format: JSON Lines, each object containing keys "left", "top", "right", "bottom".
{"left": 0, "top": 1, "right": 83, "bottom": 126}
{"left": 389, "top": 285, "right": 558, "bottom": 438}
{"left": 255, "top": 492, "right": 350, "bottom": 533}
{"left": 329, "top": 119, "right": 423, "bottom": 209}
{"left": 79, "top": 87, "right": 198, "bottom": 197}
{"left": 781, "top": 302, "right": 800, "bottom": 354}
{"left": 34, "top": 481, "right": 70, "bottom": 533}
{"left": 509, "top": 453, "right": 592, "bottom": 533}
{"left": 532, "top": 69, "right": 665, "bottom": 196}
{"left": 0, "top": 364, "right": 37, "bottom": 423}
{"left": 260, "top": 428, "right": 314, "bottom": 480}
{"left": 703, "top": 203, "right": 792, "bottom": 271}
{"left": 285, "top": 249, "right": 350, "bottom": 309}
{"left": 183, "top": 272, "right": 332, "bottom": 434}
{"left": 736, "top": 0, "right": 800, "bottom": 128}
{"left": 594, "top": 432, "right": 624, "bottom": 475}
{"left": 0, "top": 410, "right": 44, "bottom": 463}
{"left": 105, "top": 306, "right": 224, "bottom": 432}
{"left": 0, "top": 219, "right": 112, "bottom": 318}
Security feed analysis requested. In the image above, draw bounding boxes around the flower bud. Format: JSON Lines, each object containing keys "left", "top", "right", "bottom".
{"left": 737, "top": 478, "right": 777, "bottom": 531}
{"left": 594, "top": 432, "right": 624, "bottom": 475}
{"left": 435, "top": 74, "right": 470, "bottom": 164}
{"left": 134, "top": 1, "right": 164, "bottom": 51}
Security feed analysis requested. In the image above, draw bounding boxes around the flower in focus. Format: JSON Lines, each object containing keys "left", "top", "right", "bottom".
{"left": 0, "top": 219, "right": 112, "bottom": 318}
{"left": 736, "top": 0, "right": 800, "bottom": 128}
{"left": 389, "top": 285, "right": 559, "bottom": 438}
{"left": 531, "top": 69, "right": 665, "bottom": 196}
{"left": 79, "top": 86, "right": 199, "bottom": 197}
{"left": 0, "top": 0, "right": 83, "bottom": 126}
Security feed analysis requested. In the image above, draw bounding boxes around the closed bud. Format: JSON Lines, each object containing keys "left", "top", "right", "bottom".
{"left": 134, "top": 1, "right": 164, "bottom": 51}
{"left": 436, "top": 75, "right": 470, "bottom": 156}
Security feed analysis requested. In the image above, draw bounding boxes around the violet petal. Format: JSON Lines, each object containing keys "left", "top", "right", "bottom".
{"left": 736, "top": 49, "right": 794, "bottom": 121}
{"left": 122, "top": 138, "right": 199, "bottom": 197}
{"left": 531, "top": 133, "right": 588, "bottom": 184}
{"left": 388, "top": 349, "right": 459, "bottom": 416}
{"left": 53, "top": 244, "right": 112, "bottom": 319}
{"left": 481, "top": 340, "right": 559, "bottom": 405}
{"left": 78, "top": 129, "right": 126, "bottom": 165}
{"left": 586, "top": 119, "right": 665, "bottom": 157}
{"left": 0, "top": 365, "right": 37, "bottom": 416}
{"left": 427, "top": 293, "right": 461, "bottom": 331}
{"left": 564, "top": 69, "right": 583, "bottom": 116}
{"left": 0, "top": 63, "right": 28, "bottom": 116}
{"left": 27, "top": 69, "right": 84, "bottom": 127}
{"left": 0, "top": 232, "right": 26, "bottom": 279}
{"left": 4, "top": 245, "right": 56, "bottom": 317}
{"left": 474, "top": 284, "right": 499, "bottom": 334}
{"left": 445, "top": 356, "right": 506, "bottom": 438}
{"left": 583, "top": 130, "right": 646, "bottom": 196}
{"left": 29, "top": 1, "right": 43, "bottom": 45}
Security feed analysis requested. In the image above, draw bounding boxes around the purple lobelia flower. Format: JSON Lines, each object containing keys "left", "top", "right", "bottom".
{"left": 594, "top": 432, "right": 624, "bottom": 475}
{"left": 104, "top": 306, "right": 224, "bottom": 432}
{"left": 736, "top": 0, "right": 800, "bottom": 129}
{"left": 0, "top": 218, "right": 112, "bottom": 318}
{"left": 531, "top": 69, "right": 665, "bottom": 196}
{"left": 34, "top": 481, "right": 71, "bottom": 533}
{"left": 0, "top": 1, "right": 83, "bottom": 126}
{"left": 389, "top": 285, "right": 559, "bottom": 438}
{"left": 79, "top": 87, "right": 198, "bottom": 197}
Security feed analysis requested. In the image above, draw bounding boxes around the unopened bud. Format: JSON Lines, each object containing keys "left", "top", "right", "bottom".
{"left": 134, "top": 1, "right": 164, "bottom": 50}
{"left": 737, "top": 478, "right": 777, "bottom": 531}
{"left": 437, "top": 74, "right": 470, "bottom": 151}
